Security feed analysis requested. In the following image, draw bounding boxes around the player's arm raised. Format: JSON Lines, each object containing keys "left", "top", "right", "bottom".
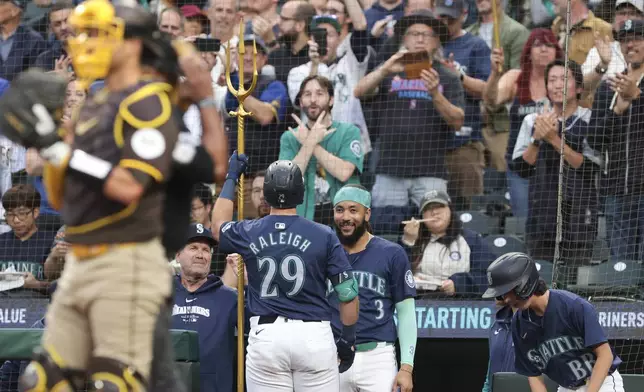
{"left": 211, "top": 151, "right": 249, "bottom": 241}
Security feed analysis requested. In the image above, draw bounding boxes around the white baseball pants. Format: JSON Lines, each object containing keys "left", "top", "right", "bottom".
{"left": 339, "top": 344, "right": 398, "bottom": 392}
{"left": 246, "top": 315, "right": 339, "bottom": 392}
{"left": 557, "top": 370, "right": 625, "bottom": 392}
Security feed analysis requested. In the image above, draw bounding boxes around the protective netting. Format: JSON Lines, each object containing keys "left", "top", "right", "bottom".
{"left": 0, "top": 0, "right": 642, "bottom": 388}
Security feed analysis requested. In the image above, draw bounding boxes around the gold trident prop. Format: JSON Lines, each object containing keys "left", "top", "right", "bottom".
{"left": 225, "top": 21, "right": 258, "bottom": 392}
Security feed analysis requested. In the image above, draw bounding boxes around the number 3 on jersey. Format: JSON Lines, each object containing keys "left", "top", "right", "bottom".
{"left": 258, "top": 255, "right": 306, "bottom": 298}
{"left": 374, "top": 299, "right": 384, "bottom": 320}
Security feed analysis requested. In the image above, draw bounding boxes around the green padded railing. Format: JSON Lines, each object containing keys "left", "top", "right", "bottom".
{"left": 492, "top": 372, "right": 644, "bottom": 392}
{"left": 0, "top": 328, "right": 201, "bottom": 392}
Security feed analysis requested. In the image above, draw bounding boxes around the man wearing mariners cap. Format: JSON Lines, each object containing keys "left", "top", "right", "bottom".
{"left": 330, "top": 184, "right": 417, "bottom": 392}
{"left": 170, "top": 223, "right": 238, "bottom": 392}
{"left": 586, "top": 18, "right": 644, "bottom": 263}
{"left": 224, "top": 32, "right": 289, "bottom": 218}
{"left": 583, "top": 0, "right": 644, "bottom": 100}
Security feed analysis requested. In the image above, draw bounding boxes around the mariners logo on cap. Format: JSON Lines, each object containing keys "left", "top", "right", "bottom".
{"left": 487, "top": 271, "right": 493, "bottom": 286}
{"left": 625, "top": 19, "right": 633, "bottom": 31}
{"left": 425, "top": 190, "right": 438, "bottom": 199}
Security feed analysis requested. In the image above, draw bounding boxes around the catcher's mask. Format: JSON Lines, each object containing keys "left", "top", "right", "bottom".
{"left": 66, "top": 0, "right": 125, "bottom": 88}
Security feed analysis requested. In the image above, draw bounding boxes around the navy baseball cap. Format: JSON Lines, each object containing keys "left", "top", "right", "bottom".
{"left": 434, "top": 0, "right": 466, "bottom": 18}
{"left": 185, "top": 223, "right": 217, "bottom": 248}
{"left": 242, "top": 34, "right": 269, "bottom": 54}
{"left": 618, "top": 19, "right": 644, "bottom": 41}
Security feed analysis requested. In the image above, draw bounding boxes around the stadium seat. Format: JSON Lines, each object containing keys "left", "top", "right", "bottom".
{"left": 492, "top": 372, "right": 644, "bottom": 392}
{"left": 534, "top": 260, "right": 555, "bottom": 286}
{"left": 590, "top": 239, "right": 610, "bottom": 264}
{"left": 492, "top": 372, "right": 558, "bottom": 392}
{"left": 471, "top": 193, "right": 512, "bottom": 217}
{"left": 568, "top": 261, "right": 644, "bottom": 298}
{"left": 380, "top": 233, "right": 400, "bottom": 244}
{"left": 483, "top": 235, "right": 526, "bottom": 259}
{"left": 0, "top": 329, "right": 201, "bottom": 392}
{"left": 623, "top": 374, "right": 644, "bottom": 391}
{"left": 597, "top": 215, "right": 607, "bottom": 239}
{"left": 504, "top": 216, "right": 526, "bottom": 237}
{"left": 458, "top": 211, "right": 500, "bottom": 235}
{"left": 483, "top": 169, "right": 507, "bottom": 194}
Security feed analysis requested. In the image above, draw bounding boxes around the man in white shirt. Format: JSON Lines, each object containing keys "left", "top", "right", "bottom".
{"left": 582, "top": 0, "right": 643, "bottom": 99}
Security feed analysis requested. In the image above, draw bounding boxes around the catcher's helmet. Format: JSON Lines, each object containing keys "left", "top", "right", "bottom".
{"left": 263, "top": 160, "right": 304, "bottom": 209}
{"left": 67, "top": 0, "right": 157, "bottom": 87}
{"left": 482, "top": 252, "right": 540, "bottom": 300}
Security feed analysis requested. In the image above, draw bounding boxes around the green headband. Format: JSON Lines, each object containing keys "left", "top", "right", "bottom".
{"left": 333, "top": 186, "right": 371, "bottom": 208}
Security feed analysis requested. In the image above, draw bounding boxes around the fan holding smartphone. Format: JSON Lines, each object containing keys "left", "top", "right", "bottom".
{"left": 308, "top": 15, "right": 343, "bottom": 69}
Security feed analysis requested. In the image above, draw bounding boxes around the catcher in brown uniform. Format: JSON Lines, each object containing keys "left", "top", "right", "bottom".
{"left": 0, "top": 1, "right": 180, "bottom": 391}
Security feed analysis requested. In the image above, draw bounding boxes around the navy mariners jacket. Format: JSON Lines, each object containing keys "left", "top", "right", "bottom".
{"left": 172, "top": 275, "right": 237, "bottom": 392}
{"left": 482, "top": 305, "right": 515, "bottom": 392}
{"left": 0, "top": 24, "right": 47, "bottom": 82}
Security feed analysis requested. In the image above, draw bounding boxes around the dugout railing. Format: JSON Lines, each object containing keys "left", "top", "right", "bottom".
{"left": 492, "top": 372, "right": 644, "bottom": 392}
{"left": 0, "top": 328, "right": 200, "bottom": 392}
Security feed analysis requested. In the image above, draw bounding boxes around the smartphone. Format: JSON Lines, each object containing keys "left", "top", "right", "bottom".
{"left": 311, "top": 27, "right": 328, "bottom": 57}
{"left": 401, "top": 51, "right": 432, "bottom": 79}
{"left": 195, "top": 38, "right": 221, "bottom": 53}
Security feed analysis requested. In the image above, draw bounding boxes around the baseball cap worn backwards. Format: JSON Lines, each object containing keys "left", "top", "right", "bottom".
{"left": 311, "top": 15, "right": 342, "bottom": 34}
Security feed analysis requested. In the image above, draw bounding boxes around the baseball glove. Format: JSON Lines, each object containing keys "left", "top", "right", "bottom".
{"left": 0, "top": 68, "right": 67, "bottom": 149}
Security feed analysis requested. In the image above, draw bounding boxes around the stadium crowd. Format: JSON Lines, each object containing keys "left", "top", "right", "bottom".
{"left": 0, "top": 0, "right": 643, "bottom": 390}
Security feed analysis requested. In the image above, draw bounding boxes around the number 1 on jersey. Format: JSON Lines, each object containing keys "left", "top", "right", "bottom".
{"left": 258, "top": 255, "right": 306, "bottom": 298}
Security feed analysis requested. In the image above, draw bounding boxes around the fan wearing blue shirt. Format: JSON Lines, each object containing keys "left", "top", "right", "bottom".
{"left": 0, "top": 184, "right": 55, "bottom": 292}
{"left": 434, "top": 0, "right": 491, "bottom": 209}
{"left": 171, "top": 223, "right": 237, "bottom": 392}
{"left": 483, "top": 253, "right": 624, "bottom": 392}
{"left": 225, "top": 34, "right": 289, "bottom": 177}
